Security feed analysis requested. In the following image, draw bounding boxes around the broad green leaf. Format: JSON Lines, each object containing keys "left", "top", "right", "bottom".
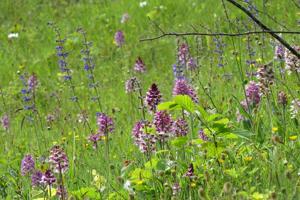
{"left": 146, "top": 10, "right": 159, "bottom": 20}
{"left": 225, "top": 168, "right": 239, "bottom": 178}
{"left": 130, "top": 168, "right": 152, "bottom": 180}
{"left": 121, "top": 162, "right": 134, "bottom": 178}
{"left": 155, "top": 149, "right": 169, "bottom": 155}
{"left": 191, "top": 138, "right": 205, "bottom": 145}
{"left": 174, "top": 95, "right": 195, "bottom": 113}
{"left": 109, "top": 191, "right": 128, "bottom": 200}
{"left": 145, "top": 158, "right": 159, "bottom": 169}
{"left": 170, "top": 136, "right": 188, "bottom": 148}
{"left": 232, "top": 95, "right": 252, "bottom": 120}
{"left": 219, "top": 132, "right": 239, "bottom": 139}
{"left": 231, "top": 128, "right": 254, "bottom": 140}
{"left": 207, "top": 113, "right": 222, "bottom": 122}
{"left": 252, "top": 192, "right": 268, "bottom": 200}
{"left": 213, "top": 118, "right": 229, "bottom": 125}
{"left": 195, "top": 106, "right": 209, "bottom": 121}
{"left": 157, "top": 101, "right": 179, "bottom": 111}
{"left": 33, "top": 188, "right": 56, "bottom": 200}
{"left": 201, "top": 142, "right": 224, "bottom": 157}
{"left": 130, "top": 168, "right": 142, "bottom": 180}
{"left": 156, "top": 159, "right": 167, "bottom": 171}
{"left": 70, "top": 187, "right": 100, "bottom": 199}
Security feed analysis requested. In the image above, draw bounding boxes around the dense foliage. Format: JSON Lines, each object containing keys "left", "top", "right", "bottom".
{"left": 0, "top": 0, "right": 299, "bottom": 199}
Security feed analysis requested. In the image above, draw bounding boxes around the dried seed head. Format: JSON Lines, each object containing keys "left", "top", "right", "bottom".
{"left": 223, "top": 182, "right": 232, "bottom": 194}
{"left": 125, "top": 77, "right": 139, "bottom": 93}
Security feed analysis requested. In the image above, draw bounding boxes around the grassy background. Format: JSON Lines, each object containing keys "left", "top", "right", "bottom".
{"left": 0, "top": 0, "right": 299, "bottom": 199}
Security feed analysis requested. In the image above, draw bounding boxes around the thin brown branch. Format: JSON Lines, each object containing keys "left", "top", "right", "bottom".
{"left": 148, "top": 17, "right": 165, "bottom": 34}
{"left": 140, "top": 30, "right": 300, "bottom": 42}
{"left": 225, "top": 0, "right": 300, "bottom": 59}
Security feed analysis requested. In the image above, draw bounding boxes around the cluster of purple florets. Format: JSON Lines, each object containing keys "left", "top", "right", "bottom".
{"left": 21, "top": 145, "right": 69, "bottom": 198}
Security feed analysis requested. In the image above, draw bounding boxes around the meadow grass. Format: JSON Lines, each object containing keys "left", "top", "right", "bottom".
{"left": 0, "top": 0, "right": 299, "bottom": 199}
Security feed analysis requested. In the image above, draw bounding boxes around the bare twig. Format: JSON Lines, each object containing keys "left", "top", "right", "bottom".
{"left": 140, "top": 30, "right": 300, "bottom": 42}
{"left": 255, "top": 7, "right": 289, "bottom": 30}
{"left": 148, "top": 17, "right": 165, "bottom": 34}
{"left": 225, "top": 0, "right": 300, "bottom": 59}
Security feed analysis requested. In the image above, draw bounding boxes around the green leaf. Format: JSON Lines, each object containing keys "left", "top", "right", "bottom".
{"left": 201, "top": 142, "right": 224, "bottom": 157}
{"left": 70, "top": 187, "right": 100, "bottom": 199}
{"left": 109, "top": 191, "right": 128, "bottom": 200}
{"left": 191, "top": 138, "right": 205, "bottom": 145}
{"left": 195, "top": 106, "right": 209, "bottom": 121}
{"left": 146, "top": 10, "right": 159, "bottom": 20}
{"left": 225, "top": 168, "right": 238, "bottom": 178}
{"left": 170, "top": 137, "right": 188, "bottom": 148}
{"left": 207, "top": 113, "right": 222, "bottom": 122}
{"left": 33, "top": 188, "right": 57, "bottom": 199}
{"left": 156, "top": 159, "right": 167, "bottom": 171}
{"left": 219, "top": 132, "right": 239, "bottom": 139}
{"left": 232, "top": 95, "right": 252, "bottom": 120}
{"left": 174, "top": 95, "right": 196, "bottom": 113}
{"left": 145, "top": 158, "right": 159, "bottom": 169}
{"left": 121, "top": 162, "right": 134, "bottom": 178}
{"left": 213, "top": 118, "right": 229, "bottom": 125}
{"left": 130, "top": 168, "right": 152, "bottom": 180}
{"left": 200, "top": 142, "right": 224, "bottom": 158}
{"left": 155, "top": 149, "right": 169, "bottom": 155}
{"left": 252, "top": 192, "right": 268, "bottom": 200}
{"left": 231, "top": 128, "right": 254, "bottom": 140}
{"left": 157, "top": 101, "right": 179, "bottom": 111}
